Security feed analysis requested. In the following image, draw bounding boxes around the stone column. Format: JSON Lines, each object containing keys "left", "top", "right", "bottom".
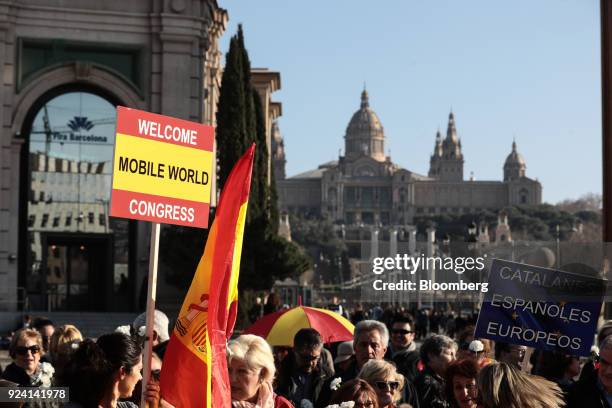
{"left": 371, "top": 228, "right": 379, "bottom": 260}
{"left": 409, "top": 229, "right": 417, "bottom": 255}
{"left": 0, "top": 12, "right": 18, "bottom": 311}
{"left": 389, "top": 228, "right": 397, "bottom": 257}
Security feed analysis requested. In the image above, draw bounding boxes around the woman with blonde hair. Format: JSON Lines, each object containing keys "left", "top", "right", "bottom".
{"left": 478, "top": 362, "right": 564, "bottom": 408}
{"left": 358, "top": 359, "right": 412, "bottom": 408}
{"left": 227, "top": 334, "right": 293, "bottom": 408}
{"left": 48, "top": 324, "right": 82, "bottom": 381}
{"left": 1, "top": 329, "right": 54, "bottom": 388}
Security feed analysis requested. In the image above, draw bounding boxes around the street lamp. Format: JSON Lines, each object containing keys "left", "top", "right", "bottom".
{"left": 556, "top": 224, "right": 560, "bottom": 268}
{"left": 336, "top": 256, "right": 344, "bottom": 289}
{"left": 467, "top": 222, "right": 479, "bottom": 310}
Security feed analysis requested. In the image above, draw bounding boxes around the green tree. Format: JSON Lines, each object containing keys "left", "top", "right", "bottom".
{"left": 216, "top": 27, "right": 248, "bottom": 189}
{"left": 413, "top": 204, "right": 601, "bottom": 242}
{"left": 216, "top": 25, "right": 309, "bottom": 291}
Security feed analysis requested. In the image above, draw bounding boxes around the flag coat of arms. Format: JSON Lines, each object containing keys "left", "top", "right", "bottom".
{"left": 160, "top": 145, "right": 255, "bottom": 407}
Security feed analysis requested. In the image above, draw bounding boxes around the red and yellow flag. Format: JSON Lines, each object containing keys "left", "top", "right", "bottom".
{"left": 160, "top": 144, "right": 255, "bottom": 407}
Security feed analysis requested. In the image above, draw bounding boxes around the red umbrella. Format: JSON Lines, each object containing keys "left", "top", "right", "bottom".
{"left": 244, "top": 305, "right": 354, "bottom": 346}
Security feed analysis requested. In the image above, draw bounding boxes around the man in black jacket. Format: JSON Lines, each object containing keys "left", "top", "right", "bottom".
{"left": 414, "top": 334, "right": 456, "bottom": 408}
{"left": 567, "top": 336, "right": 612, "bottom": 408}
{"left": 276, "top": 329, "right": 333, "bottom": 407}
{"left": 315, "top": 320, "right": 389, "bottom": 408}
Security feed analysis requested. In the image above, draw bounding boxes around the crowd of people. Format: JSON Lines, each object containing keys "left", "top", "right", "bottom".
{"left": 0, "top": 307, "right": 611, "bottom": 407}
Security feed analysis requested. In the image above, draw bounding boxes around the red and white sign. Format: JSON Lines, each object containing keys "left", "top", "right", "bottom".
{"left": 110, "top": 106, "right": 214, "bottom": 228}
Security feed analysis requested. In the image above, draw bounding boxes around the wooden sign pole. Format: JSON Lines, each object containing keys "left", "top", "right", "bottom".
{"left": 141, "top": 222, "right": 160, "bottom": 408}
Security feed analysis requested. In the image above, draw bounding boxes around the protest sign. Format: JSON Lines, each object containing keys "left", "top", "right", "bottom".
{"left": 110, "top": 106, "right": 214, "bottom": 228}
{"left": 474, "top": 259, "right": 605, "bottom": 356}
{"left": 109, "top": 106, "right": 214, "bottom": 405}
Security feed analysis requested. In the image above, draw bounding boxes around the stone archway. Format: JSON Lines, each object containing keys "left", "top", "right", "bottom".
{"left": 6, "top": 63, "right": 146, "bottom": 311}
{"left": 12, "top": 62, "right": 145, "bottom": 136}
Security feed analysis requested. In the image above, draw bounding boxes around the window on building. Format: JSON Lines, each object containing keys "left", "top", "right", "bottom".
{"left": 428, "top": 208, "right": 436, "bottom": 214}
{"left": 65, "top": 215, "right": 72, "bottom": 227}
{"left": 41, "top": 214, "right": 49, "bottom": 227}
{"left": 416, "top": 207, "right": 424, "bottom": 214}
{"left": 52, "top": 216, "right": 60, "bottom": 227}
{"left": 381, "top": 212, "right": 390, "bottom": 225}
{"left": 362, "top": 188, "right": 374, "bottom": 205}
{"left": 345, "top": 212, "right": 355, "bottom": 224}
{"left": 88, "top": 212, "right": 94, "bottom": 224}
{"left": 520, "top": 188, "right": 529, "bottom": 204}
{"left": 99, "top": 214, "right": 105, "bottom": 226}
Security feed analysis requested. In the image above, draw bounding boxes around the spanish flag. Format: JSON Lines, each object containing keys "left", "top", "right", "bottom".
{"left": 160, "top": 144, "right": 255, "bottom": 407}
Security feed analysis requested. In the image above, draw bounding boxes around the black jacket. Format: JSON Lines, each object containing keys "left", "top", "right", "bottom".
{"left": 315, "top": 356, "right": 359, "bottom": 408}
{"left": 413, "top": 366, "right": 449, "bottom": 408}
{"left": 1, "top": 362, "right": 32, "bottom": 386}
{"left": 566, "top": 367, "right": 612, "bottom": 408}
{"left": 276, "top": 350, "right": 333, "bottom": 407}
{"left": 1, "top": 363, "right": 58, "bottom": 408}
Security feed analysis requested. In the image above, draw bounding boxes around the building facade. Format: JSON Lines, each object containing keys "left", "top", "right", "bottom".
{"left": 277, "top": 89, "right": 542, "bottom": 224}
{"left": 0, "top": 0, "right": 227, "bottom": 312}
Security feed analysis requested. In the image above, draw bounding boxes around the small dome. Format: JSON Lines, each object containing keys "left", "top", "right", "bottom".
{"left": 504, "top": 141, "right": 526, "bottom": 167}
{"left": 345, "top": 89, "right": 384, "bottom": 141}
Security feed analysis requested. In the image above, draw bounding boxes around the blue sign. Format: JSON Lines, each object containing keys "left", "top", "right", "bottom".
{"left": 474, "top": 259, "right": 605, "bottom": 356}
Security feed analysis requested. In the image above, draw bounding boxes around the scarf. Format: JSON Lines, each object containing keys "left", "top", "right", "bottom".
{"left": 232, "top": 381, "right": 275, "bottom": 408}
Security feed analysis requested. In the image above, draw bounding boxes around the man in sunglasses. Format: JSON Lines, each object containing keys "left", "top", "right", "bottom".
{"left": 276, "top": 328, "right": 333, "bottom": 408}
{"left": 387, "top": 316, "right": 420, "bottom": 385}
{"left": 494, "top": 342, "right": 526, "bottom": 369}
{"left": 387, "top": 316, "right": 417, "bottom": 357}
{"left": 566, "top": 336, "right": 612, "bottom": 408}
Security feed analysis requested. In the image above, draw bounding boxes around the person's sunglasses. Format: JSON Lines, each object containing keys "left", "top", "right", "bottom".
{"left": 375, "top": 380, "right": 400, "bottom": 391}
{"left": 15, "top": 345, "right": 40, "bottom": 356}
{"left": 392, "top": 329, "right": 414, "bottom": 336}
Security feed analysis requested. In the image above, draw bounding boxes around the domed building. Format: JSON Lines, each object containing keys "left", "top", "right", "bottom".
{"left": 276, "top": 89, "right": 542, "bottom": 225}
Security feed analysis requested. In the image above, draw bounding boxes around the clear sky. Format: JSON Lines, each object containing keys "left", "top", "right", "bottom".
{"left": 219, "top": 1, "right": 601, "bottom": 204}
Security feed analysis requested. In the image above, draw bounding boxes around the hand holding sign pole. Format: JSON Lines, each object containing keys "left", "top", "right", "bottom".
{"left": 110, "top": 107, "right": 213, "bottom": 407}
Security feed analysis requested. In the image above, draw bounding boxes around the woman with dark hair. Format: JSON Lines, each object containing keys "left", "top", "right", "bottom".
{"left": 327, "top": 379, "right": 379, "bottom": 408}
{"left": 62, "top": 332, "right": 160, "bottom": 408}
{"left": 444, "top": 359, "right": 480, "bottom": 408}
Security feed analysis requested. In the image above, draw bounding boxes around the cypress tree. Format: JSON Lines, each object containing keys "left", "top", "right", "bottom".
{"left": 216, "top": 33, "right": 247, "bottom": 189}
{"left": 216, "top": 25, "right": 310, "bottom": 291}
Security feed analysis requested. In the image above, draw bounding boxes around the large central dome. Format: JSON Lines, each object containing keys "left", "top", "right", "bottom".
{"left": 344, "top": 89, "right": 386, "bottom": 161}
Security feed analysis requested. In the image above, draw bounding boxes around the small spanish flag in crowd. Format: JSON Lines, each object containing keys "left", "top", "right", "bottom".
{"left": 160, "top": 145, "right": 255, "bottom": 407}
